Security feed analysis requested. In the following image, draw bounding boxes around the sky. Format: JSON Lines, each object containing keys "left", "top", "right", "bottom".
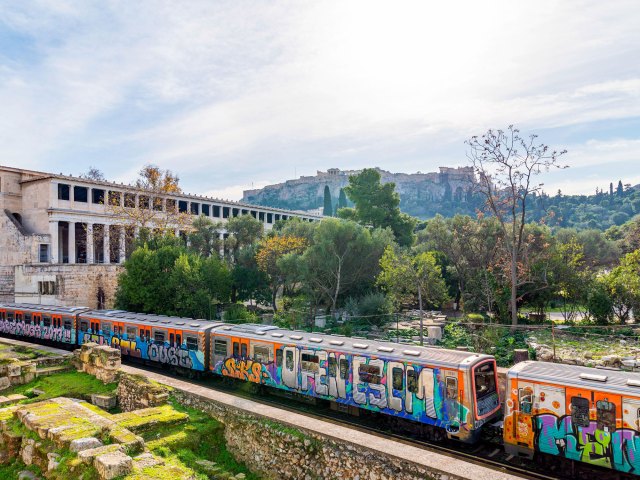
{"left": 1, "top": 1, "right": 639, "bottom": 200}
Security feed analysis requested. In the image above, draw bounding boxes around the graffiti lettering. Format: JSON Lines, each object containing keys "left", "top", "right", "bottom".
{"left": 147, "top": 343, "right": 193, "bottom": 369}
{"left": 0, "top": 320, "right": 71, "bottom": 343}
{"left": 221, "top": 357, "right": 271, "bottom": 384}
{"left": 535, "top": 414, "right": 640, "bottom": 473}
{"left": 110, "top": 337, "right": 142, "bottom": 358}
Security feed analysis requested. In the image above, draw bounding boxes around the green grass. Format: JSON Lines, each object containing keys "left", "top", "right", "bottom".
{"left": 0, "top": 459, "right": 42, "bottom": 479}
{"left": 1, "top": 371, "right": 117, "bottom": 403}
{"left": 142, "top": 399, "right": 261, "bottom": 480}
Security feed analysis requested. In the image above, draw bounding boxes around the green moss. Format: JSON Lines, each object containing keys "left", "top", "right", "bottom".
{"left": 113, "top": 405, "right": 188, "bottom": 432}
{"left": 0, "top": 371, "right": 117, "bottom": 404}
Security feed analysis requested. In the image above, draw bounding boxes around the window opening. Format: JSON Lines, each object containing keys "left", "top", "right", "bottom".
{"left": 301, "top": 353, "right": 319, "bottom": 372}
{"left": 232, "top": 342, "right": 240, "bottom": 358}
{"left": 597, "top": 400, "right": 616, "bottom": 432}
{"left": 519, "top": 386, "right": 534, "bottom": 414}
{"left": 359, "top": 364, "right": 381, "bottom": 384}
{"left": 214, "top": 339, "right": 228, "bottom": 356}
{"left": 58, "top": 184, "right": 70, "bottom": 200}
{"left": 286, "top": 350, "right": 294, "bottom": 370}
{"left": 446, "top": 377, "right": 458, "bottom": 400}
{"left": 254, "top": 345, "right": 270, "bottom": 363}
{"left": 154, "top": 331, "right": 166, "bottom": 344}
{"left": 392, "top": 367, "right": 404, "bottom": 390}
{"left": 186, "top": 337, "right": 198, "bottom": 351}
{"left": 571, "top": 396, "right": 591, "bottom": 428}
{"left": 339, "top": 359, "right": 349, "bottom": 380}
{"left": 74, "top": 186, "right": 88, "bottom": 202}
{"left": 241, "top": 343, "right": 248, "bottom": 358}
{"left": 276, "top": 349, "right": 283, "bottom": 367}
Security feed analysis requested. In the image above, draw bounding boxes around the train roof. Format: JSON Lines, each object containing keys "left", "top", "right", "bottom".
{"left": 213, "top": 323, "right": 492, "bottom": 369}
{"left": 79, "top": 310, "right": 224, "bottom": 333}
{"left": 0, "top": 303, "right": 90, "bottom": 315}
{"left": 509, "top": 361, "right": 640, "bottom": 396}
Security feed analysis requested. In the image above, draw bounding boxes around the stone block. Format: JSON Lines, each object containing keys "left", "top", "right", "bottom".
{"left": 94, "top": 450, "right": 133, "bottom": 480}
{"left": 0, "top": 396, "right": 11, "bottom": 406}
{"left": 7, "top": 394, "right": 27, "bottom": 403}
{"left": 78, "top": 444, "right": 124, "bottom": 464}
{"left": 7, "top": 363, "right": 22, "bottom": 377}
{"left": 426, "top": 326, "right": 442, "bottom": 340}
{"left": 91, "top": 394, "right": 117, "bottom": 410}
{"left": 70, "top": 437, "right": 103, "bottom": 453}
{"left": 133, "top": 452, "right": 164, "bottom": 470}
{"left": 0, "top": 378, "right": 10, "bottom": 391}
{"left": 21, "top": 438, "right": 35, "bottom": 465}
{"left": 47, "top": 452, "right": 60, "bottom": 472}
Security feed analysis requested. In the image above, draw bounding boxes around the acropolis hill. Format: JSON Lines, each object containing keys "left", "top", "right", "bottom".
{"left": 242, "top": 167, "right": 476, "bottom": 218}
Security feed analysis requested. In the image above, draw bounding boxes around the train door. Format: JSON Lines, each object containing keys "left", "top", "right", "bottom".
{"left": 168, "top": 329, "right": 183, "bottom": 348}
{"left": 51, "top": 314, "right": 62, "bottom": 342}
{"left": 212, "top": 335, "right": 230, "bottom": 368}
{"left": 232, "top": 336, "right": 249, "bottom": 360}
{"left": 515, "top": 381, "right": 536, "bottom": 449}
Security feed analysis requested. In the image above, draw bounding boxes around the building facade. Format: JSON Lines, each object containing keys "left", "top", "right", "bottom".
{"left": 0, "top": 165, "right": 320, "bottom": 309}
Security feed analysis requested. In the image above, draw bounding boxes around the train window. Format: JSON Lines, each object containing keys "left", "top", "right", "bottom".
{"left": 154, "top": 331, "right": 166, "bottom": 345}
{"left": 63, "top": 318, "right": 72, "bottom": 330}
{"left": 339, "top": 359, "right": 349, "bottom": 380}
{"left": 359, "top": 364, "right": 381, "bottom": 384}
{"left": 392, "top": 367, "right": 403, "bottom": 391}
{"left": 214, "top": 339, "right": 228, "bottom": 357}
{"left": 24, "top": 313, "right": 31, "bottom": 324}
{"left": 176, "top": 334, "right": 182, "bottom": 346}
{"left": 91, "top": 321, "right": 99, "bottom": 332}
{"left": 446, "top": 377, "right": 458, "bottom": 400}
{"left": 80, "top": 321, "right": 88, "bottom": 332}
{"left": 301, "top": 353, "right": 319, "bottom": 373}
{"left": 169, "top": 333, "right": 175, "bottom": 345}
{"left": 102, "top": 323, "right": 111, "bottom": 336}
{"left": 407, "top": 370, "right": 418, "bottom": 393}
{"left": 329, "top": 357, "right": 337, "bottom": 376}
{"left": 43, "top": 316, "right": 51, "bottom": 327}
{"left": 186, "top": 337, "right": 198, "bottom": 351}
{"left": 0, "top": 311, "right": 4, "bottom": 321}
{"left": 571, "top": 397, "right": 590, "bottom": 428}
{"left": 519, "top": 387, "right": 534, "bottom": 414}
{"left": 233, "top": 342, "right": 240, "bottom": 357}
{"left": 16, "top": 313, "right": 23, "bottom": 321}
{"left": 7, "top": 312, "right": 14, "bottom": 321}
{"left": 241, "top": 343, "right": 248, "bottom": 358}
{"left": 286, "top": 350, "right": 294, "bottom": 370}
{"left": 597, "top": 400, "right": 616, "bottom": 432}
{"left": 276, "top": 349, "right": 283, "bottom": 367}
{"left": 254, "top": 346, "right": 270, "bottom": 363}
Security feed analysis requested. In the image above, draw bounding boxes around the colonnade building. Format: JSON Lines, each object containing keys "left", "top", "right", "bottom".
{"left": 0, "top": 165, "right": 321, "bottom": 308}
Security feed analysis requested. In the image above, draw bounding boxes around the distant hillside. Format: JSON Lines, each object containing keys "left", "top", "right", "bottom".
{"left": 243, "top": 167, "right": 478, "bottom": 218}
{"left": 243, "top": 168, "right": 640, "bottom": 230}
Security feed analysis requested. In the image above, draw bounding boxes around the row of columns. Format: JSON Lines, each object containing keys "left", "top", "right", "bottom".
{"left": 49, "top": 221, "right": 129, "bottom": 265}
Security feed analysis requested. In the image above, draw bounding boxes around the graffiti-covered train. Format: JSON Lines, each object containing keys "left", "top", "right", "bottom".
{"left": 2, "top": 303, "right": 640, "bottom": 476}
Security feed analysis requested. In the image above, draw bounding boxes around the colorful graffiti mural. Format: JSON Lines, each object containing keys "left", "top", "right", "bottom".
{"left": 535, "top": 414, "right": 640, "bottom": 473}
{"left": 80, "top": 331, "right": 205, "bottom": 371}
{"left": 212, "top": 345, "right": 477, "bottom": 437}
{"left": 0, "top": 319, "right": 73, "bottom": 343}
{"left": 221, "top": 358, "right": 272, "bottom": 384}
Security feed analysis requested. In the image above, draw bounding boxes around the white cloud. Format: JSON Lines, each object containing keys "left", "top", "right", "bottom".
{"left": 0, "top": 0, "right": 639, "bottom": 188}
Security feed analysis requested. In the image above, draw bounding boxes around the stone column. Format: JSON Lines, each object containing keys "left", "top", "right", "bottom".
{"left": 49, "top": 221, "right": 59, "bottom": 263}
{"left": 68, "top": 221, "right": 76, "bottom": 264}
{"left": 118, "top": 226, "right": 126, "bottom": 263}
{"left": 86, "top": 223, "right": 95, "bottom": 264}
{"left": 103, "top": 224, "right": 110, "bottom": 264}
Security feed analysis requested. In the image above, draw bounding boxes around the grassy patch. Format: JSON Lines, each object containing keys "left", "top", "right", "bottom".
{"left": 142, "top": 399, "right": 260, "bottom": 480}
{"left": 1, "top": 371, "right": 117, "bottom": 403}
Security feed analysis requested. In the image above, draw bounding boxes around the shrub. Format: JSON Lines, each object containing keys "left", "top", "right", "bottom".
{"left": 222, "top": 304, "right": 258, "bottom": 324}
{"left": 345, "top": 292, "right": 393, "bottom": 327}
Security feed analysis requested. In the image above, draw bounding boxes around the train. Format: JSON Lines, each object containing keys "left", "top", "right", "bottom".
{"left": 1, "top": 302, "right": 640, "bottom": 476}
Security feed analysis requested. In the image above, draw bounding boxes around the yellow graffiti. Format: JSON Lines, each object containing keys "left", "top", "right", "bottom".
{"left": 111, "top": 337, "right": 141, "bottom": 358}
{"left": 221, "top": 358, "right": 270, "bottom": 384}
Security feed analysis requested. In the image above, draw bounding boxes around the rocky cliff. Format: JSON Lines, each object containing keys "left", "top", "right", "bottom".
{"left": 242, "top": 167, "right": 477, "bottom": 218}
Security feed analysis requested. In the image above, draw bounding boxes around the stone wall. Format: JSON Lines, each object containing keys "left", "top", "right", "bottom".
{"left": 172, "top": 389, "right": 451, "bottom": 480}
{"left": 15, "top": 263, "right": 122, "bottom": 308}
{"left": 73, "top": 343, "right": 121, "bottom": 384}
{"left": 117, "top": 374, "right": 169, "bottom": 412}
{"left": 0, "top": 361, "right": 36, "bottom": 391}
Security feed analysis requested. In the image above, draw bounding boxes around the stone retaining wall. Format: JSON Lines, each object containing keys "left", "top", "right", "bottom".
{"left": 72, "top": 343, "right": 121, "bottom": 384}
{"left": 117, "top": 373, "right": 169, "bottom": 412}
{"left": 172, "top": 389, "right": 448, "bottom": 480}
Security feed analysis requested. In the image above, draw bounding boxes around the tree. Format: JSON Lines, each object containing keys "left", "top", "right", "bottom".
{"left": 188, "top": 216, "right": 223, "bottom": 257}
{"left": 298, "top": 219, "right": 393, "bottom": 314}
{"left": 377, "top": 247, "right": 449, "bottom": 344}
{"left": 256, "top": 235, "right": 308, "bottom": 311}
{"left": 225, "top": 214, "right": 264, "bottom": 261}
{"left": 323, "top": 185, "right": 333, "bottom": 216}
{"left": 617, "top": 180, "right": 624, "bottom": 196}
{"left": 338, "top": 168, "right": 416, "bottom": 246}
{"left": 466, "top": 125, "right": 567, "bottom": 325}
{"left": 338, "top": 188, "right": 348, "bottom": 210}
{"left": 604, "top": 249, "right": 640, "bottom": 323}
{"left": 610, "top": 182, "right": 614, "bottom": 196}
{"left": 81, "top": 167, "right": 106, "bottom": 181}
{"left": 135, "top": 164, "right": 181, "bottom": 193}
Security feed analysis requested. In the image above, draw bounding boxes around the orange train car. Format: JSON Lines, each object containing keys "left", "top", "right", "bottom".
{"left": 505, "top": 361, "right": 640, "bottom": 475}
